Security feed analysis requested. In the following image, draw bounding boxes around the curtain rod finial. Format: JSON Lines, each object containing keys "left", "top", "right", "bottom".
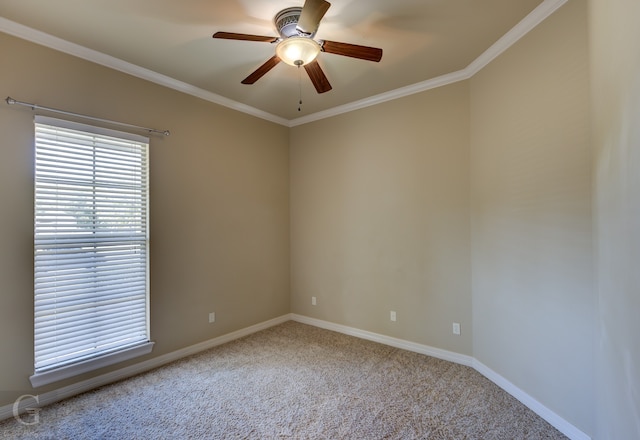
{"left": 5, "top": 96, "right": 16, "bottom": 105}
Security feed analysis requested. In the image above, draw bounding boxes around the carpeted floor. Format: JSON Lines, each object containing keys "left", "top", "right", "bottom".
{"left": 0, "top": 321, "right": 567, "bottom": 439}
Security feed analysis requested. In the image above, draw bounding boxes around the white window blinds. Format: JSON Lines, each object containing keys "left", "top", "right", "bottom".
{"left": 34, "top": 116, "right": 150, "bottom": 373}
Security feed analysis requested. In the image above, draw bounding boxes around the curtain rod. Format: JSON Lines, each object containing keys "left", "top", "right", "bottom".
{"left": 5, "top": 96, "right": 170, "bottom": 136}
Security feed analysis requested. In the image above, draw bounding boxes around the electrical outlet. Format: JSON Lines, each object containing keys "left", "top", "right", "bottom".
{"left": 312, "top": 296, "right": 317, "bottom": 306}
{"left": 209, "top": 312, "right": 216, "bottom": 323}
{"left": 453, "top": 322, "right": 461, "bottom": 335}
{"left": 390, "top": 311, "right": 397, "bottom": 322}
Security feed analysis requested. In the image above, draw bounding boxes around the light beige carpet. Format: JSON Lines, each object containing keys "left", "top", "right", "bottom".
{"left": 1, "top": 321, "right": 566, "bottom": 439}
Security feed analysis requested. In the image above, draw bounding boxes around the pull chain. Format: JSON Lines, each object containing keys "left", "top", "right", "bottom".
{"left": 298, "top": 64, "right": 303, "bottom": 112}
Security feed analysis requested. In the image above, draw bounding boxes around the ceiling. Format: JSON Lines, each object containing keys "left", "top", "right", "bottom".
{"left": 0, "top": 0, "right": 552, "bottom": 124}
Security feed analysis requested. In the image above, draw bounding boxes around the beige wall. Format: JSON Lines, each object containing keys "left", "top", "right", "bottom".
{"left": 0, "top": 33, "right": 290, "bottom": 406}
{"left": 470, "top": 0, "right": 594, "bottom": 433}
{"left": 589, "top": 0, "right": 640, "bottom": 438}
{"left": 290, "top": 82, "right": 472, "bottom": 355}
{"left": 291, "top": 1, "right": 595, "bottom": 436}
{"left": 4, "top": 0, "right": 640, "bottom": 436}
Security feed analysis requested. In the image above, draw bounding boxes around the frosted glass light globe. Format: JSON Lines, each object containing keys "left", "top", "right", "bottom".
{"left": 276, "top": 37, "right": 321, "bottom": 66}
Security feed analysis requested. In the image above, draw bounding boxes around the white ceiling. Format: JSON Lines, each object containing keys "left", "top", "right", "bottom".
{"left": 0, "top": 0, "right": 560, "bottom": 125}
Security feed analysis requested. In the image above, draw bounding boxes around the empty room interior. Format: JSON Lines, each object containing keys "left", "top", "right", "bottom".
{"left": 0, "top": 0, "right": 638, "bottom": 438}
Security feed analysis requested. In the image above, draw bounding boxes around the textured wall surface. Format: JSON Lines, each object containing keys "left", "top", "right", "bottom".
{"left": 290, "top": 82, "right": 472, "bottom": 356}
{"left": 589, "top": 0, "right": 640, "bottom": 437}
{"left": 470, "top": 1, "right": 593, "bottom": 434}
{"left": 0, "top": 32, "right": 290, "bottom": 407}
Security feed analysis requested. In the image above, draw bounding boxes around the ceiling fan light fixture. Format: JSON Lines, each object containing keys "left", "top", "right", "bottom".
{"left": 276, "top": 37, "right": 321, "bottom": 67}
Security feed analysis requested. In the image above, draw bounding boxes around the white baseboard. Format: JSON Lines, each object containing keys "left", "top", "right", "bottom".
{"left": 472, "top": 359, "right": 591, "bottom": 440}
{"left": 1, "top": 313, "right": 591, "bottom": 440}
{"left": 291, "top": 314, "right": 590, "bottom": 440}
{"left": 290, "top": 313, "right": 474, "bottom": 367}
{"left": 0, "top": 314, "right": 291, "bottom": 422}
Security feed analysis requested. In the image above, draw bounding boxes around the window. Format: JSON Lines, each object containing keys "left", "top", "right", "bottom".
{"left": 31, "top": 116, "right": 153, "bottom": 387}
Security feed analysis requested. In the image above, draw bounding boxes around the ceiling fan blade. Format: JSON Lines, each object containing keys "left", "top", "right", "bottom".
{"left": 241, "top": 55, "right": 281, "bottom": 84}
{"left": 296, "top": 0, "right": 331, "bottom": 36}
{"left": 321, "top": 40, "right": 383, "bottom": 62}
{"left": 213, "top": 31, "right": 278, "bottom": 43}
{"left": 304, "top": 60, "right": 332, "bottom": 94}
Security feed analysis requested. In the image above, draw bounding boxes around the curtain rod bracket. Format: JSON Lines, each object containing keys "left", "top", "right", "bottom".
{"left": 5, "top": 96, "right": 170, "bottom": 136}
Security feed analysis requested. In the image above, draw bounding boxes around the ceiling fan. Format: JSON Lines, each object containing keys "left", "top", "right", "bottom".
{"left": 212, "top": 0, "right": 383, "bottom": 94}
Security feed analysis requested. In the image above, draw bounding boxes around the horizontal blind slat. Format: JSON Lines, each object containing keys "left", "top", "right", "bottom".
{"left": 36, "top": 285, "right": 146, "bottom": 305}
{"left": 35, "top": 314, "right": 148, "bottom": 345}
{"left": 34, "top": 120, "right": 149, "bottom": 373}
{"left": 35, "top": 284, "right": 147, "bottom": 307}
{"left": 36, "top": 308, "right": 147, "bottom": 339}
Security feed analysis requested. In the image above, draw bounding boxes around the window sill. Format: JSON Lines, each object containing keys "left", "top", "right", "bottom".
{"left": 29, "top": 341, "right": 155, "bottom": 388}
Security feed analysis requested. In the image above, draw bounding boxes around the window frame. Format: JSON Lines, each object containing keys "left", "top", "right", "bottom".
{"left": 30, "top": 116, "right": 153, "bottom": 388}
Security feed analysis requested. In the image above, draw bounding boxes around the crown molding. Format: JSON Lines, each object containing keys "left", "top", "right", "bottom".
{"left": 465, "top": 0, "right": 568, "bottom": 76}
{"left": 288, "top": 69, "right": 472, "bottom": 127}
{"left": 0, "top": 17, "right": 289, "bottom": 127}
{"left": 290, "top": 0, "right": 567, "bottom": 126}
{"left": 0, "top": 0, "right": 567, "bottom": 128}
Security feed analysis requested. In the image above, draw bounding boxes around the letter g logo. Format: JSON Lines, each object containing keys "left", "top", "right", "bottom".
{"left": 13, "top": 394, "right": 40, "bottom": 426}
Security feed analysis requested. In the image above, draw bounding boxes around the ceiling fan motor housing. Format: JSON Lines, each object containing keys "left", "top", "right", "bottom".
{"left": 275, "top": 7, "right": 314, "bottom": 39}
